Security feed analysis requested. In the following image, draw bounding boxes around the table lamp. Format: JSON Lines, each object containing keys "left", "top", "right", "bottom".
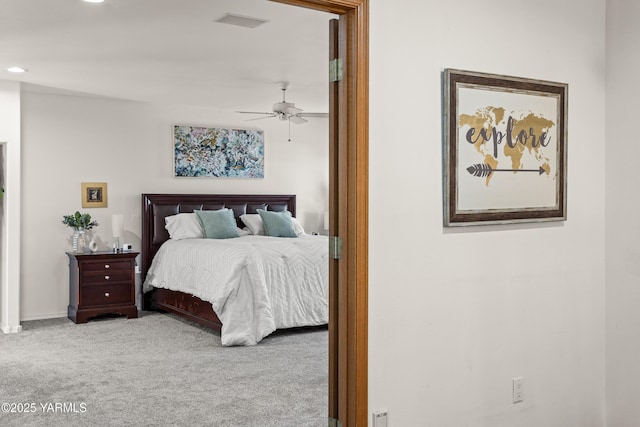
{"left": 112, "top": 214, "right": 124, "bottom": 252}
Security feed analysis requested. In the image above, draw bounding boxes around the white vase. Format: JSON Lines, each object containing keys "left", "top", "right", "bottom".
{"left": 73, "top": 230, "right": 85, "bottom": 253}
{"left": 72, "top": 230, "right": 79, "bottom": 253}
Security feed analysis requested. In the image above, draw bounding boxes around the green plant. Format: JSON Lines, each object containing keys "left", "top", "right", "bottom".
{"left": 62, "top": 211, "right": 98, "bottom": 231}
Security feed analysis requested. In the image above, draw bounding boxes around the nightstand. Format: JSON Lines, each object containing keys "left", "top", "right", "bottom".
{"left": 67, "top": 251, "right": 139, "bottom": 323}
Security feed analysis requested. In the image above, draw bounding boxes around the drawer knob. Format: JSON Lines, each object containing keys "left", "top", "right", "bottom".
{"left": 105, "top": 264, "right": 110, "bottom": 269}
{"left": 105, "top": 275, "right": 110, "bottom": 280}
{"left": 105, "top": 292, "right": 110, "bottom": 297}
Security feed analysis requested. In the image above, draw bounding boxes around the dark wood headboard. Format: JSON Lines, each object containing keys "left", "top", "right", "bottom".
{"left": 141, "top": 193, "right": 296, "bottom": 280}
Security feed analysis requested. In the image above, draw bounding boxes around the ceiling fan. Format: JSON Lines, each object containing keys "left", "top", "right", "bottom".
{"left": 237, "top": 82, "right": 328, "bottom": 141}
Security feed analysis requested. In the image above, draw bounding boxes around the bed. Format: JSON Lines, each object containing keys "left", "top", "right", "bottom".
{"left": 141, "top": 193, "right": 328, "bottom": 346}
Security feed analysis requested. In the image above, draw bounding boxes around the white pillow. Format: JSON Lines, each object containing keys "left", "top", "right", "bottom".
{"left": 240, "top": 214, "right": 265, "bottom": 235}
{"left": 241, "top": 213, "right": 306, "bottom": 236}
{"left": 290, "top": 217, "right": 306, "bottom": 236}
{"left": 166, "top": 212, "right": 249, "bottom": 239}
{"left": 165, "top": 213, "right": 204, "bottom": 240}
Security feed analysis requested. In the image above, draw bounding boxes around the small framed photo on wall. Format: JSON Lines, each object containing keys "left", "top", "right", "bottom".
{"left": 81, "top": 182, "right": 108, "bottom": 208}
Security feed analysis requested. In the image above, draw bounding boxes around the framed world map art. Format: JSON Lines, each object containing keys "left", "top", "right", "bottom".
{"left": 443, "top": 69, "right": 568, "bottom": 226}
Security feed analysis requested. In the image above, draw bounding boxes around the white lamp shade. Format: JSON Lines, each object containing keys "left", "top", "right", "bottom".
{"left": 112, "top": 214, "right": 124, "bottom": 238}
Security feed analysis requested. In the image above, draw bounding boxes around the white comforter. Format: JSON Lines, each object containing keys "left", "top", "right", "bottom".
{"left": 143, "top": 235, "right": 328, "bottom": 346}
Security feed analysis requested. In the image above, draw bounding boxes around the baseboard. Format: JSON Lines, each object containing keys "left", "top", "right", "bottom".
{"left": 21, "top": 312, "right": 67, "bottom": 322}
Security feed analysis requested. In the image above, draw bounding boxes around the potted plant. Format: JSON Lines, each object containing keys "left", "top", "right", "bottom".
{"left": 62, "top": 211, "right": 98, "bottom": 253}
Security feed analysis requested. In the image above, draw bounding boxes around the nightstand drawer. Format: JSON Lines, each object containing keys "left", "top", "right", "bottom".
{"left": 81, "top": 260, "right": 132, "bottom": 273}
{"left": 81, "top": 270, "right": 132, "bottom": 285}
{"left": 81, "top": 284, "right": 132, "bottom": 307}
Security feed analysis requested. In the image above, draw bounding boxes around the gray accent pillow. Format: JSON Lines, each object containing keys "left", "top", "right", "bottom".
{"left": 195, "top": 209, "right": 240, "bottom": 239}
{"left": 257, "top": 209, "right": 297, "bottom": 238}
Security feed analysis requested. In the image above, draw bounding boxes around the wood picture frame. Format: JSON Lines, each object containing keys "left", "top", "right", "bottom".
{"left": 443, "top": 69, "right": 568, "bottom": 226}
{"left": 81, "top": 182, "right": 108, "bottom": 208}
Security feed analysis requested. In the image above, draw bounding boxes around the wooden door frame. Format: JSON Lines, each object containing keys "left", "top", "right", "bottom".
{"left": 272, "top": 1, "right": 368, "bottom": 426}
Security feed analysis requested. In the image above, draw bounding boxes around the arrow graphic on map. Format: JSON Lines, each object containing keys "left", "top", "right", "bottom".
{"left": 466, "top": 163, "right": 545, "bottom": 178}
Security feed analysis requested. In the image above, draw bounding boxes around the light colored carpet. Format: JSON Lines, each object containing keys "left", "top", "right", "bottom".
{"left": 0, "top": 312, "right": 328, "bottom": 427}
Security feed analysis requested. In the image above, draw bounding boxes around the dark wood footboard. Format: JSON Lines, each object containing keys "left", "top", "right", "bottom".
{"left": 151, "top": 288, "right": 222, "bottom": 332}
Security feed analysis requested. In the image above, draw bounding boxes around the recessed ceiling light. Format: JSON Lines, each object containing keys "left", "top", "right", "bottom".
{"left": 215, "top": 14, "right": 268, "bottom": 29}
{"left": 83, "top": 0, "right": 105, "bottom": 3}
{"left": 7, "top": 67, "right": 27, "bottom": 73}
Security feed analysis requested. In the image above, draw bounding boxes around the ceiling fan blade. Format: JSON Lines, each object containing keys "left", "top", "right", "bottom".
{"left": 244, "top": 116, "right": 277, "bottom": 122}
{"left": 236, "top": 111, "right": 275, "bottom": 115}
{"left": 289, "top": 115, "right": 308, "bottom": 125}
{"left": 298, "top": 112, "right": 329, "bottom": 118}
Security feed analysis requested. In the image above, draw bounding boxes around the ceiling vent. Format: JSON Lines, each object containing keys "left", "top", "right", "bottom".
{"left": 215, "top": 14, "right": 268, "bottom": 29}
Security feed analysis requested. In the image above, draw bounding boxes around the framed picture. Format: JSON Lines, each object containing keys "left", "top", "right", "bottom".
{"left": 81, "top": 182, "right": 108, "bottom": 208}
{"left": 173, "top": 125, "right": 264, "bottom": 178}
{"left": 443, "top": 69, "right": 568, "bottom": 226}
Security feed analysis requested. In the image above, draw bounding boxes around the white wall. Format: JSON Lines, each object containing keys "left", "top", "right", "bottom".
{"left": 20, "top": 90, "right": 328, "bottom": 320}
{"left": 15, "top": 0, "right": 616, "bottom": 424}
{"left": 368, "top": 1, "right": 606, "bottom": 426}
{"left": 0, "top": 81, "right": 21, "bottom": 333}
{"left": 605, "top": 1, "right": 640, "bottom": 425}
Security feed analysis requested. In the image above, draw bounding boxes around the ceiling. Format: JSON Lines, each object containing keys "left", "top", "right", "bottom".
{"left": 0, "top": 0, "right": 334, "bottom": 113}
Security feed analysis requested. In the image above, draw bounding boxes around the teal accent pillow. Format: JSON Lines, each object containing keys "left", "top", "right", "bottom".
{"left": 257, "top": 209, "right": 297, "bottom": 238}
{"left": 194, "top": 209, "right": 240, "bottom": 239}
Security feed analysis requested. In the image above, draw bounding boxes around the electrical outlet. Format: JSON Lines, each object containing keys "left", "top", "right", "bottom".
{"left": 513, "top": 377, "right": 524, "bottom": 404}
{"left": 372, "top": 410, "right": 388, "bottom": 427}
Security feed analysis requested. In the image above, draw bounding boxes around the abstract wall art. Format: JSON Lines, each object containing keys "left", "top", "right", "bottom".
{"left": 173, "top": 125, "right": 264, "bottom": 178}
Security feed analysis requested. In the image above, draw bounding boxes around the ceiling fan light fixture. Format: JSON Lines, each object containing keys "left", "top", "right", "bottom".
{"left": 273, "top": 101, "right": 299, "bottom": 114}
{"left": 215, "top": 14, "right": 268, "bottom": 29}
